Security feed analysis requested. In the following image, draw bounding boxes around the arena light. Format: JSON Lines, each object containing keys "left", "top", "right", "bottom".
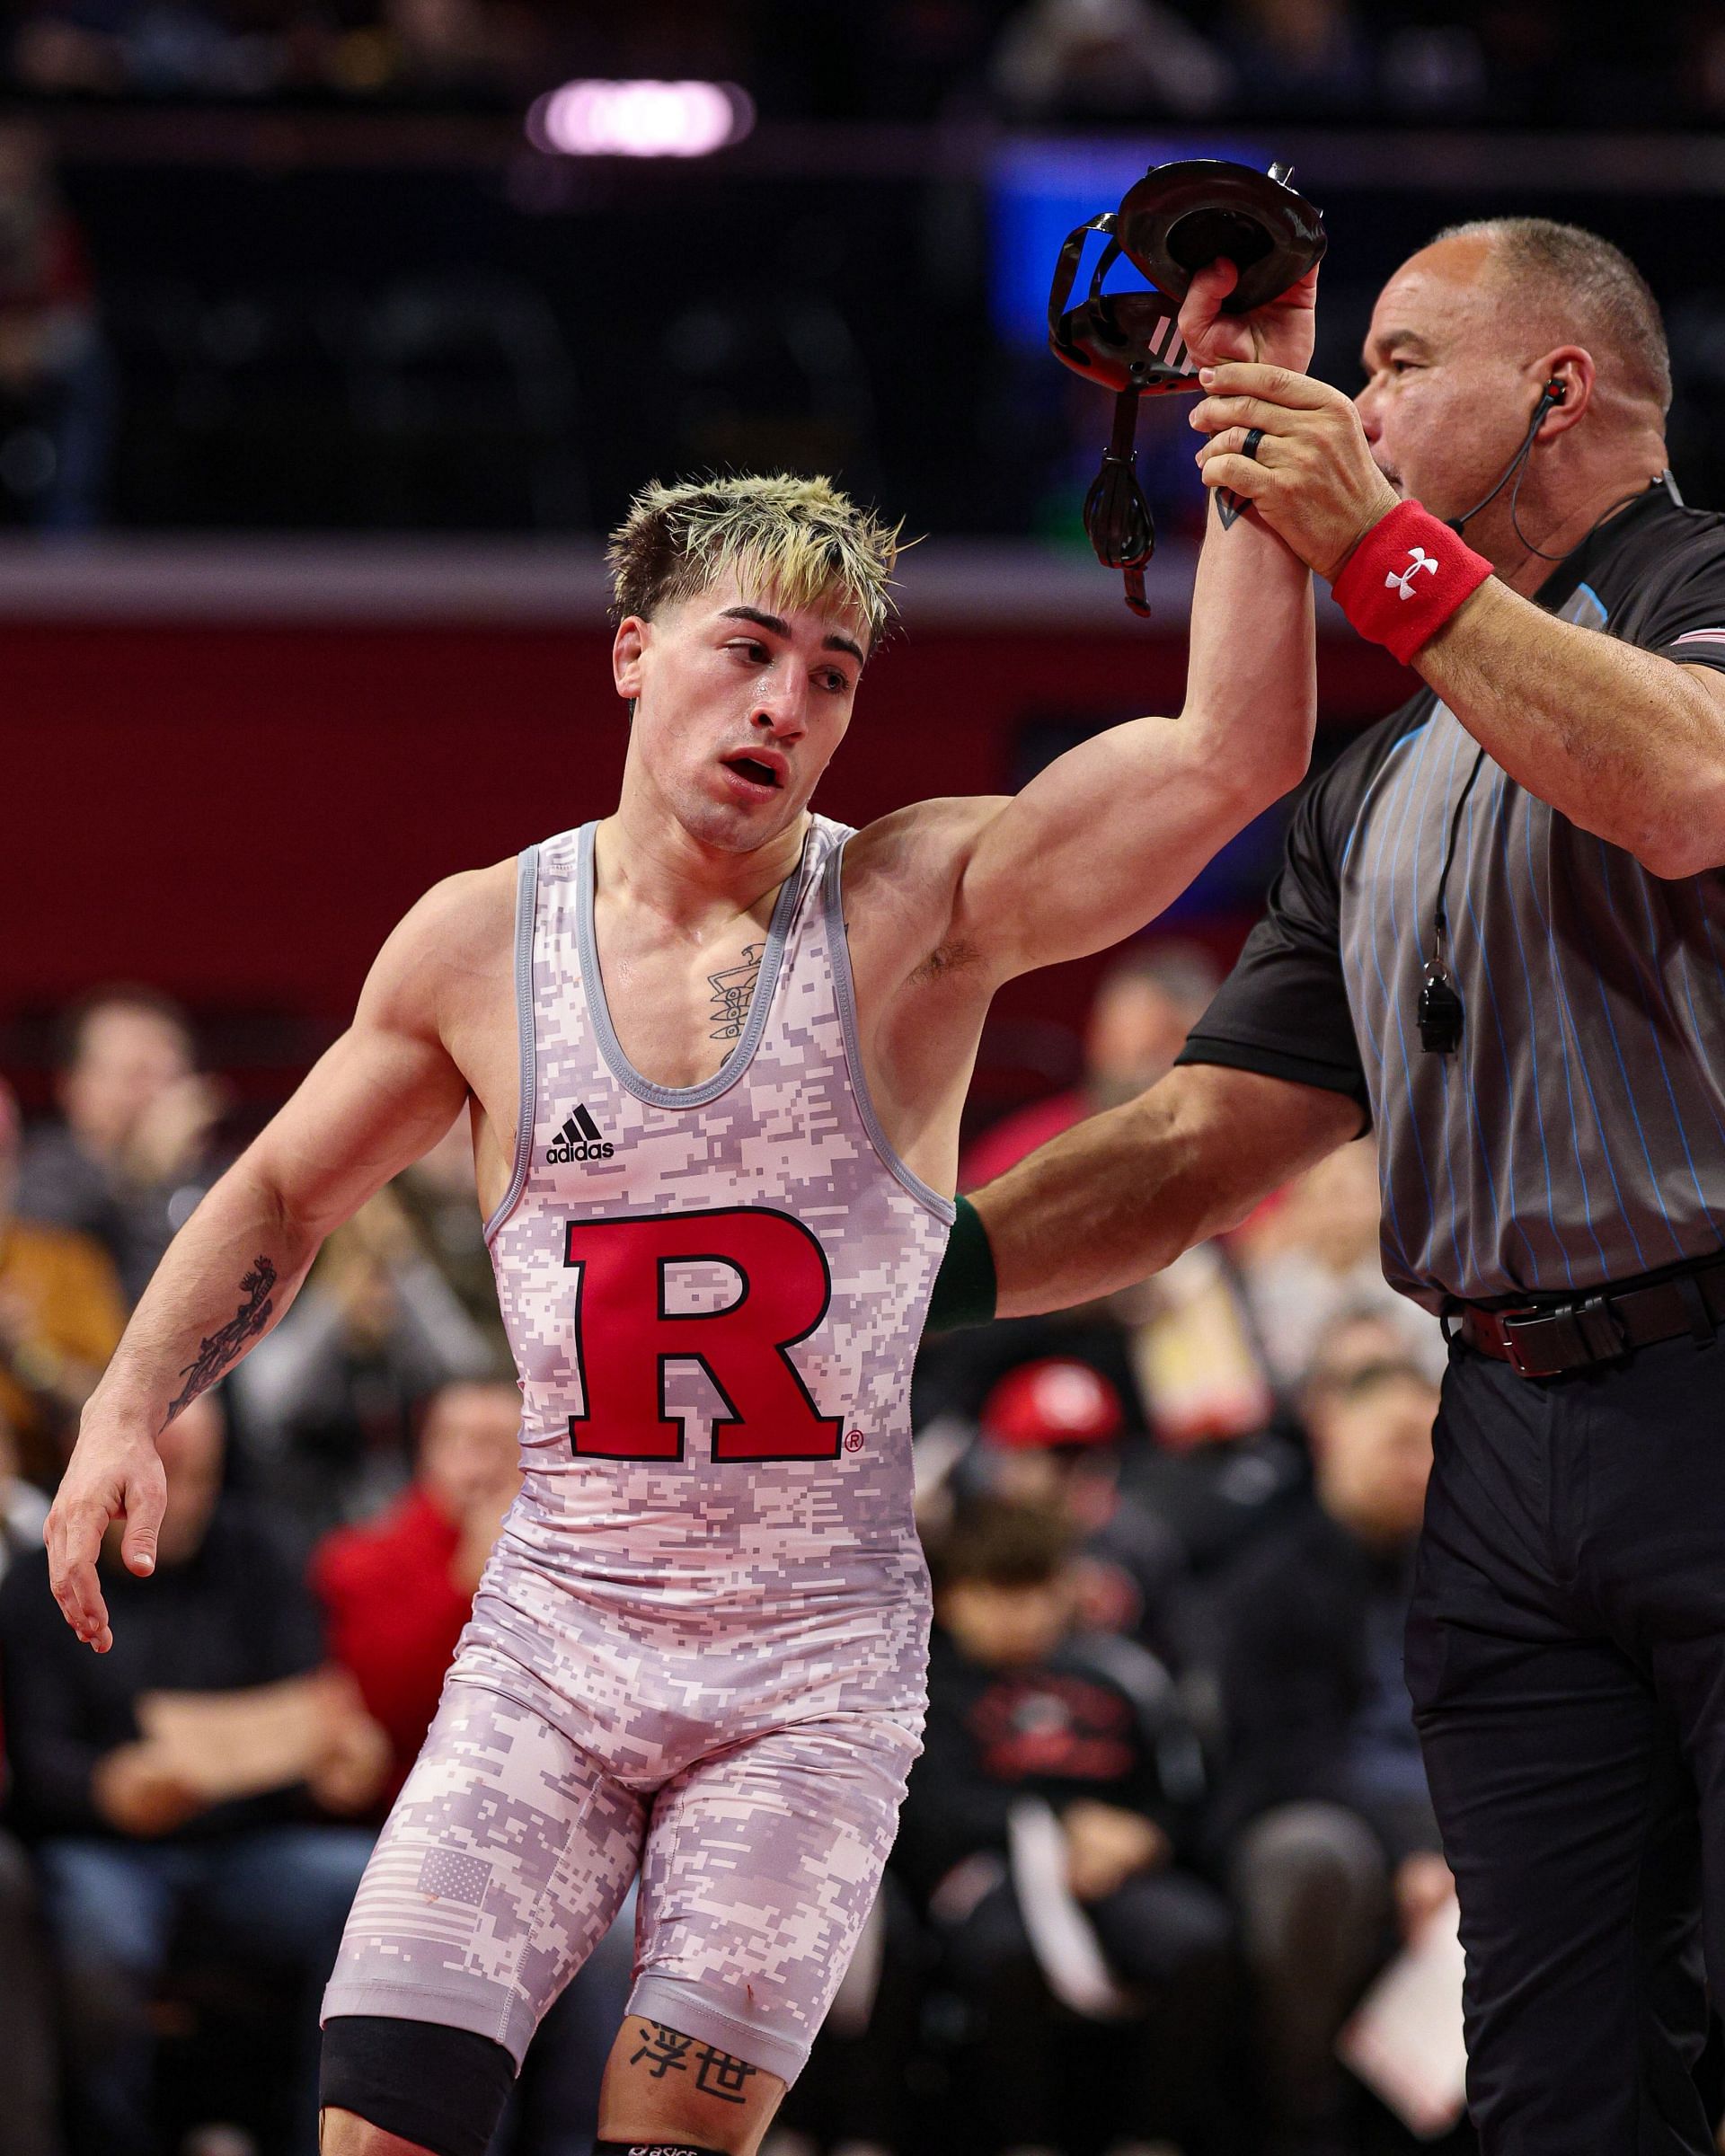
{"left": 526, "top": 79, "right": 755, "bottom": 159}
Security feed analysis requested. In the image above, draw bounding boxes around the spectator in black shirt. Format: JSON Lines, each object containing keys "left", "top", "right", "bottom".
{"left": 1210, "top": 1350, "right": 1446, "bottom": 2155}
{"left": 899, "top": 1498, "right": 1240, "bottom": 2156}
{"left": 0, "top": 1398, "right": 65, "bottom": 2156}
{"left": 942, "top": 217, "right": 1725, "bottom": 2156}
{"left": 0, "top": 1392, "right": 385, "bottom": 2156}
{"left": 0, "top": 1825, "right": 64, "bottom": 2156}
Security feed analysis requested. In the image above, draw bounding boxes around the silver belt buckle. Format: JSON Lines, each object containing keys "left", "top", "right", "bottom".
{"left": 1501, "top": 1294, "right": 1624, "bottom": 1378}
{"left": 1498, "top": 1309, "right": 1543, "bottom": 1378}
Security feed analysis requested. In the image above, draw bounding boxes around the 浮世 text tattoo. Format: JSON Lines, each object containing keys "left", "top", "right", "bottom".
{"left": 166, "top": 1255, "right": 278, "bottom": 1419}
{"left": 625, "top": 2023, "right": 757, "bottom": 2104}
{"left": 708, "top": 943, "right": 764, "bottom": 1042}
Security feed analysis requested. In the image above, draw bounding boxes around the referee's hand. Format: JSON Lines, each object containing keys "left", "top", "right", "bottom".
{"left": 45, "top": 1413, "right": 167, "bottom": 1653}
{"left": 1189, "top": 362, "right": 1401, "bottom": 580}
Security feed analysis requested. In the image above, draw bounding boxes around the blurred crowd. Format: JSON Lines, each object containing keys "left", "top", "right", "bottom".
{"left": 0, "top": 965, "right": 1475, "bottom": 2156}
{"left": 0, "top": 0, "right": 1720, "bottom": 126}
{"left": 0, "top": 120, "right": 104, "bottom": 528}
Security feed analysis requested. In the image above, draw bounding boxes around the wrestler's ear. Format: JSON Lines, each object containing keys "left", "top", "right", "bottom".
{"left": 613, "top": 614, "right": 649, "bottom": 705}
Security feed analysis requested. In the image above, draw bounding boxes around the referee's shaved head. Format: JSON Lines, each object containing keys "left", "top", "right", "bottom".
{"left": 1434, "top": 217, "right": 1671, "bottom": 417}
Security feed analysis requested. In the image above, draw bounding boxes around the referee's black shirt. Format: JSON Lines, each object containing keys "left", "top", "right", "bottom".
{"left": 1179, "top": 482, "right": 1725, "bottom": 1312}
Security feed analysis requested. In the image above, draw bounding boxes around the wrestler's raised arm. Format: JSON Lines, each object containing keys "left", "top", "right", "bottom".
{"left": 947, "top": 487, "right": 1314, "bottom": 980}
{"left": 849, "top": 259, "right": 1321, "bottom": 1001}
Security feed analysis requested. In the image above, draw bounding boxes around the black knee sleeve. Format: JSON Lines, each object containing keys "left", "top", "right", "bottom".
{"left": 320, "top": 2014, "right": 516, "bottom": 2156}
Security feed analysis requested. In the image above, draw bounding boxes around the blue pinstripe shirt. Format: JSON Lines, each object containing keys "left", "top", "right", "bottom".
{"left": 1180, "top": 483, "right": 1725, "bottom": 1312}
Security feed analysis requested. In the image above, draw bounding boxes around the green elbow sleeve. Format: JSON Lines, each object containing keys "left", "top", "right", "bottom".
{"left": 924, "top": 1193, "right": 998, "bottom": 1333}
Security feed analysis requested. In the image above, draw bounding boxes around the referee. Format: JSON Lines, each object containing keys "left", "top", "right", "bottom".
{"left": 934, "top": 219, "right": 1725, "bottom": 2154}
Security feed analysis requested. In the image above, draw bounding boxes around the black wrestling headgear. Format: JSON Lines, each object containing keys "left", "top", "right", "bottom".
{"left": 1048, "top": 158, "right": 1327, "bottom": 616}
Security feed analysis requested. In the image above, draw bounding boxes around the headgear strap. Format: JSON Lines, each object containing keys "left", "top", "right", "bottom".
{"left": 1047, "top": 159, "right": 1326, "bottom": 617}
{"left": 1047, "top": 217, "right": 1196, "bottom": 619}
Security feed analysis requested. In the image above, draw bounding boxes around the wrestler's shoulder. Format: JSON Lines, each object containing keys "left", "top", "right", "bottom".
{"left": 395, "top": 856, "right": 519, "bottom": 950}
{"left": 365, "top": 857, "right": 520, "bottom": 1009}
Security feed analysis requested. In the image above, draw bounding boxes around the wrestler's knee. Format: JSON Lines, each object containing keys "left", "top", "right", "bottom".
{"left": 319, "top": 2106, "right": 440, "bottom": 2155}
{"left": 319, "top": 2015, "right": 517, "bottom": 2156}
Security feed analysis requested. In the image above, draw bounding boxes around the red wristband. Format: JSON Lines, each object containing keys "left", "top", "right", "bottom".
{"left": 1331, "top": 500, "right": 1491, "bottom": 665}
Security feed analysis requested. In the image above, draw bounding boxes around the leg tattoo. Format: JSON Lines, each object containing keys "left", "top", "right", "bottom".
{"left": 624, "top": 2024, "right": 758, "bottom": 2107}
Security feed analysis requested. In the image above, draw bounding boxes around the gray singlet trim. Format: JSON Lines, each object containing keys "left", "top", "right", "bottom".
{"left": 576, "top": 817, "right": 809, "bottom": 1109}
{"left": 482, "top": 843, "right": 541, "bottom": 1246}
{"left": 824, "top": 838, "right": 957, "bottom": 1226}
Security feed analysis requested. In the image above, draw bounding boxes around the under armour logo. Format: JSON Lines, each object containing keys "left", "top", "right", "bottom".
{"left": 1386, "top": 548, "right": 1440, "bottom": 600}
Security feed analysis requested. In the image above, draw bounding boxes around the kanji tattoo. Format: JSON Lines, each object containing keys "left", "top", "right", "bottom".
{"left": 624, "top": 2025, "right": 757, "bottom": 2105}
{"left": 628, "top": 2022, "right": 694, "bottom": 2080}
{"left": 693, "top": 2046, "right": 758, "bottom": 2103}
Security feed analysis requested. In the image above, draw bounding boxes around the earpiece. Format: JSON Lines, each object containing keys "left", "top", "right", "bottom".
{"left": 1446, "top": 377, "right": 1570, "bottom": 535}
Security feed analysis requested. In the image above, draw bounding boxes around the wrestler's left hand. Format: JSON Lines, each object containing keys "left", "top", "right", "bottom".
{"left": 1189, "top": 361, "right": 1400, "bottom": 580}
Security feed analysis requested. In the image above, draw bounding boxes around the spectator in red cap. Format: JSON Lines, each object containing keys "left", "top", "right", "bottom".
{"left": 967, "top": 1356, "right": 1190, "bottom": 1671}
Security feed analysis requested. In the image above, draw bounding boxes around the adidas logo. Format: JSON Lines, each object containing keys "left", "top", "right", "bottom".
{"left": 546, "top": 1103, "right": 615, "bottom": 1164}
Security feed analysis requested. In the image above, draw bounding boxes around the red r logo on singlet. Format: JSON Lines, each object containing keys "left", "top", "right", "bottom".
{"left": 562, "top": 1206, "right": 844, "bottom": 1463}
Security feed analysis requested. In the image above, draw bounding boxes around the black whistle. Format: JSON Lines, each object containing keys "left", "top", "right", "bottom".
{"left": 1418, "top": 964, "right": 1464, "bottom": 1056}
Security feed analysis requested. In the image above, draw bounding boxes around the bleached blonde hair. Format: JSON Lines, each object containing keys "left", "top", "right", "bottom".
{"left": 606, "top": 472, "right": 901, "bottom": 649}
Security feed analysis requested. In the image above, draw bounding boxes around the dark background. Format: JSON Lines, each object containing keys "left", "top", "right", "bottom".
{"left": 4, "top": 0, "right": 1724, "bottom": 1127}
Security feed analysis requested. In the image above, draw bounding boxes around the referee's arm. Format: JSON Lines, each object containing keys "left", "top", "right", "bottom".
{"left": 1413, "top": 596, "right": 1725, "bottom": 878}
{"left": 969, "top": 1062, "right": 1358, "bottom": 1318}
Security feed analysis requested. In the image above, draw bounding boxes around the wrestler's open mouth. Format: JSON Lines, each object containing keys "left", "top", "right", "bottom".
{"left": 724, "top": 755, "right": 783, "bottom": 790}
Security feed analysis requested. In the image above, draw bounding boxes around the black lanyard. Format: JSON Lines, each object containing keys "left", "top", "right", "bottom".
{"left": 1417, "top": 747, "right": 1488, "bottom": 1056}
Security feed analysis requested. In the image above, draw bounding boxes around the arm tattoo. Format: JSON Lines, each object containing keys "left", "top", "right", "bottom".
{"left": 708, "top": 942, "right": 765, "bottom": 1042}
{"left": 166, "top": 1255, "right": 278, "bottom": 1419}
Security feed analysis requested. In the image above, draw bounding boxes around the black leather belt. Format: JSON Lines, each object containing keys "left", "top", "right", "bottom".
{"left": 1451, "top": 1254, "right": 1725, "bottom": 1379}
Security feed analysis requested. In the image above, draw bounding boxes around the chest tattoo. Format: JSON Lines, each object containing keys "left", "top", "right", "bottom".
{"left": 708, "top": 942, "right": 765, "bottom": 1042}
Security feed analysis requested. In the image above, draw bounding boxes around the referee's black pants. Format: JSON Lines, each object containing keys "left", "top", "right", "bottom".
{"left": 1408, "top": 1331, "right": 1725, "bottom": 2155}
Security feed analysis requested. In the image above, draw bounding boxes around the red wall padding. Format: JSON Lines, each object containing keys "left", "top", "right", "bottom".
{"left": 1, "top": 620, "right": 1406, "bottom": 1067}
